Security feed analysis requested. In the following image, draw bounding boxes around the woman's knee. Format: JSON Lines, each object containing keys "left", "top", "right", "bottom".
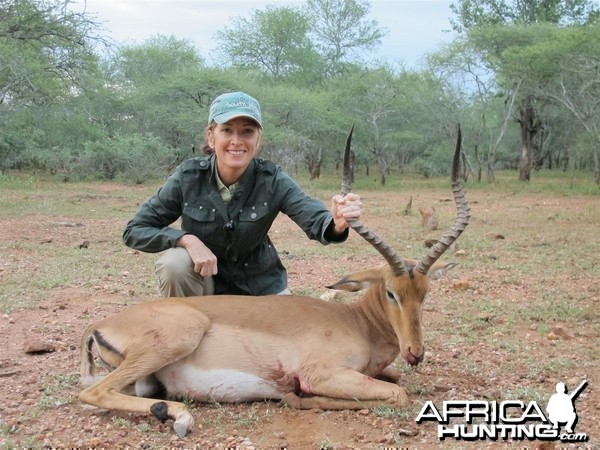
{"left": 154, "top": 248, "right": 213, "bottom": 297}
{"left": 155, "top": 248, "right": 193, "bottom": 280}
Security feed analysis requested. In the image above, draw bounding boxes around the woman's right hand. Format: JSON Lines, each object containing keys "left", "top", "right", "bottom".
{"left": 176, "top": 234, "right": 218, "bottom": 277}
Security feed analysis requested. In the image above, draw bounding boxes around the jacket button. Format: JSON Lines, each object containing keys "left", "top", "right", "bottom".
{"left": 251, "top": 212, "right": 257, "bottom": 219}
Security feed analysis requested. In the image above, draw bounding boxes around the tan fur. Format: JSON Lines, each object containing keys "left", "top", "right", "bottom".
{"left": 79, "top": 266, "right": 436, "bottom": 437}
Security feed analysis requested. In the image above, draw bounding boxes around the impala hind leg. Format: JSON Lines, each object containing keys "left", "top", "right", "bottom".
{"left": 79, "top": 307, "right": 210, "bottom": 437}
{"left": 80, "top": 362, "right": 196, "bottom": 437}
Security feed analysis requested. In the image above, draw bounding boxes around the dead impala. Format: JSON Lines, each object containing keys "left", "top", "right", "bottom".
{"left": 79, "top": 127, "right": 470, "bottom": 438}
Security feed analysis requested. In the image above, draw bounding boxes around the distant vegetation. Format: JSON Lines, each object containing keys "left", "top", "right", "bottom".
{"left": 1, "top": 0, "right": 599, "bottom": 185}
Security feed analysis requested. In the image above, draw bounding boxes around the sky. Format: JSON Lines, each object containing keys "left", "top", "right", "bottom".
{"left": 73, "top": 0, "right": 456, "bottom": 69}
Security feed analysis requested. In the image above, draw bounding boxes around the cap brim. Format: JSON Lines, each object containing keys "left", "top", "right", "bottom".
{"left": 213, "top": 112, "right": 262, "bottom": 128}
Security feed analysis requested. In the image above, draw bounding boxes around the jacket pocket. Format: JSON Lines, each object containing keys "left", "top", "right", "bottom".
{"left": 183, "top": 204, "right": 217, "bottom": 222}
{"left": 181, "top": 204, "right": 217, "bottom": 236}
{"left": 238, "top": 203, "right": 270, "bottom": 223}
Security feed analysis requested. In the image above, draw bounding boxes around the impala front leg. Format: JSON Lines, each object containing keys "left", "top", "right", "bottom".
{"left": 282, "top": 368, "right": 408, "bottom": 410}
{"left": 376, "top": 364, "right": 402, "bottom": 383}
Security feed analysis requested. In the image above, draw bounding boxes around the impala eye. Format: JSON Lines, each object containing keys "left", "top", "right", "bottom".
{"left": 386, "top": 289, "right": 398, "bottom": 303}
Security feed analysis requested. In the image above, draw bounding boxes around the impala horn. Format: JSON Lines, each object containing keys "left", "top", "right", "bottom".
{"left": 414, "top": 125, "right": 470, "bottom": 274}
{"left": 341, "top": 125, "right": 407, "bottom": 276}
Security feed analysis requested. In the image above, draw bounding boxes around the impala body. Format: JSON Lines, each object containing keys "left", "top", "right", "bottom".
{"left": 82, "top": 270, "right": 425, "bottom": 402}
{"left": 79, "top": 128, "right": 469, "bottom": 438}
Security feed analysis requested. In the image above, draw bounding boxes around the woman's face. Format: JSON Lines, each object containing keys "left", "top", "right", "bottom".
{"left": 208, "top": 117, "right": 261, "bottom": 179}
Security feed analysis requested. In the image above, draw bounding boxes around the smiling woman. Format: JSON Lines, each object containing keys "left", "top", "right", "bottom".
{"left": 205, "top": 92, "right": 263, "bottom": 185}
{"left": 122, "top": 91, "right": 364, "bottom": 298}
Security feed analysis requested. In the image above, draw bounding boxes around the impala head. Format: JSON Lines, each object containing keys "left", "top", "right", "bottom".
{"left": 328, "top": 262, "right": 428, "bottom": 366}
{"left": 336, "top": 125, "right": 470, "bottom": 366}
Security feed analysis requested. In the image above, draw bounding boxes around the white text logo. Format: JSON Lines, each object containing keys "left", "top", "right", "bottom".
{"left": 415, "top": 380, "right": 588, "bottom": 442}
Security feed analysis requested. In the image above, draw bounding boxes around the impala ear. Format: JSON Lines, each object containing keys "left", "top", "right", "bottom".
{"left": 327, "top": 278, "right": 372, "bottom": 292}
{"left": 326, "top": 269, "right": 384, "bottom": 292}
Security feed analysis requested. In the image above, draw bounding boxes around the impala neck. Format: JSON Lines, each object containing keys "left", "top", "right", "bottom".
{"left": 354, "top": 286, "right": 400, "bottom": 350}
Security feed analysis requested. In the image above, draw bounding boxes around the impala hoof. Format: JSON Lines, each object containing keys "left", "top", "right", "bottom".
{"left": 173, "top": 414, "right": 194, "bottom": 438}
{"left": 394, "top": 387, "right": 409, "bottom": 406}
{"left": 281, "top": 392, "right": 302, "bottom": 409}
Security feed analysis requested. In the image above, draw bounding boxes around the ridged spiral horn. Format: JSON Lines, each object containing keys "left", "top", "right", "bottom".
{"left": 341, "top": 125, "right": 407, "bottom": 276}
{"left": 414, "top": 125, "right": 470, "bottom": 275}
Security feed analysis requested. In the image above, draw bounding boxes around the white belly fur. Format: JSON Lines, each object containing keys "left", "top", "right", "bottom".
{"left": 155, "top": 365, "right": 285, "bottom": 403}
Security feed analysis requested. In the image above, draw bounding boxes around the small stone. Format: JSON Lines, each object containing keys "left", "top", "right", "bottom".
{"left": 551, "top": 325, "right": 574, "bottom": 340}
{"left": 547, "top": 332, "right": 559, "bottom": 341}
{"left": 397, "top": 428, "right": 418, "bottom": 436}
{"left": 452, "top": 279, "right": 470, "bottom": 290}
{"left": 23, "top": 339, "right": 56, "bottom": 354}
{"left": 76, "top": 240, "right": 90, "bottom": 249}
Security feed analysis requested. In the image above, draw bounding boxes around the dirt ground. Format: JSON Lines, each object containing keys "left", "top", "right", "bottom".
{"left": 0, "top": 178, "right": 599, "bottom": 449}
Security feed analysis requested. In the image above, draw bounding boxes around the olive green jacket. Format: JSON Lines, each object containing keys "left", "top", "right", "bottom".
{"left": 123, "top": 155, "right": 347, "bottom": 295}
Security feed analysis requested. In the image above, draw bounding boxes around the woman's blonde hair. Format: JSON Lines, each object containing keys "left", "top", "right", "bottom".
{"left": 202, "top": 122, "right": 217, "bottom": 154}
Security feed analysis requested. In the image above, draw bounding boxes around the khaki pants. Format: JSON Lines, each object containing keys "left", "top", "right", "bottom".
{"left": 154, "top": 248, "right": 290, "bottom": 297}
{"left": 155, "top": 248, "right": 214, "bottom": 297}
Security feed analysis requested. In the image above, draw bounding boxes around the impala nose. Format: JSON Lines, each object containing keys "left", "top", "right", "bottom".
{"left": 406, "top": 348, "right": 424, "bottom": 366}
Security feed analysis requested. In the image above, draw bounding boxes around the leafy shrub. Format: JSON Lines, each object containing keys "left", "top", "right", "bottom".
{"left": 67, "top": 133, "right": 174, "bottom": 183}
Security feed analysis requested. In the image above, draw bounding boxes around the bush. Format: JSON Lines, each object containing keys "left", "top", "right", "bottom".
{"left": 67, "top": 133, "right": 174, "bottom": 183}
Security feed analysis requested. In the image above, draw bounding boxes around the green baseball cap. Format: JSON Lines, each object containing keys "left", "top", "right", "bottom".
{"left": 208, "top": 91, "right": 262, "bottom": 127}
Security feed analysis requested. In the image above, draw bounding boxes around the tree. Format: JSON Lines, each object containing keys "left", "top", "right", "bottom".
{"left": 450, "top": 0, "right": 599, "bottom": 31}
{"left": 329, "top": 66, "right": 402, "bottom": 185}
{"left": 107, "top": 36, "right": 208, "bottom": 153}
{"left": 304, "top": 0, "right": 387, "bottom": 76}
{"left": 449, "top": 0, "right": 599, "bottom": 181}
{"left": 428, "top": 38, "right": 513, "bottom": 182}
{"left": 215, "top": 6, "right": 321, "bottom": 81}
{"left": 0, "top": 0, "right": 103, "bottom": 171}
{"left": 0, "top": 0, "right": 102, "bottom": 103}
{"left": 519, "top": 24, "right": 600, "bottom": 183}
{"left": 254, "top": 84, "right": 345, "bottom": 177}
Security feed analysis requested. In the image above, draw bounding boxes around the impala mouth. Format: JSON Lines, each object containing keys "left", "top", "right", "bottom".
{"left": 405, "top": 348, "right": 424, "bottom": 366}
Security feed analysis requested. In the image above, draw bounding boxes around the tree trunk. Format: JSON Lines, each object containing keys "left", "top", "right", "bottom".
{"left": 376, "top": 159, "right": 386, "bottom": 185}
{"left": 308, "top": 148, "right": 322, "bottom": 180}
{"left": 309, "top": 163, "right": 321, "bottom": 180}
{"left": 473, "top": 144, "right": 482, "bottom": 182}
{"left": 594, "top": 147, "right": 600, "bottom": 185}
{"left": 517, "top": 97, "right": 535, "bottom": 182}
